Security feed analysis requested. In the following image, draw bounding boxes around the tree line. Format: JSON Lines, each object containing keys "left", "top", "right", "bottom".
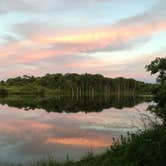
{"left": 0, "top": 73, "right": 154, "bottom": 96}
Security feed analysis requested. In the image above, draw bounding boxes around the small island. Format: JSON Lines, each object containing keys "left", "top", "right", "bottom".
{"left": 0, "top": 73, "right": 153, "bottom": 97}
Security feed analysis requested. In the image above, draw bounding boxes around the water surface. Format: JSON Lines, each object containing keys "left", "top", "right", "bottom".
{"left": 0, "top": 96, "right": 157, "bottom": 165}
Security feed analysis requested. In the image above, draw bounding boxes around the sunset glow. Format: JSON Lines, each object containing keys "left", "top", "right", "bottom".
{"left": 0, "top": 0, "right": 166, "bottom": 82}
{"left": 46, "top": 137, "right": 111, "bottom": 147}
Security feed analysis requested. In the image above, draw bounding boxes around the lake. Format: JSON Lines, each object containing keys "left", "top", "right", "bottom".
{"left": 0, "top": 96, "right": 158, "bottom": 165}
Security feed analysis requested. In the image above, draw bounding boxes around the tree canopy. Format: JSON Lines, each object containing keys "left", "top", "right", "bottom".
{"left": 146, "top": 57, "right": 166, "bottom": 83}
{"left": 146, "top": 57, "right": 166, "bottom": 122}
{"left": 0, "top": 73, "right": 153, "bottom": 96}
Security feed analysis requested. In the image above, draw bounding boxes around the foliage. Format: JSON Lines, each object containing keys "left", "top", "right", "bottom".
{"left": 145, "top": 57, "right": 166, "bottom": 83}
{"left": 0, "top": 73, "right": 153, "bottom": 96}
{"left": 146, "top": 57, "right": 166, "bottom": 123}
{"left": 0, "top": 87, "right": 8, "bottom": 96}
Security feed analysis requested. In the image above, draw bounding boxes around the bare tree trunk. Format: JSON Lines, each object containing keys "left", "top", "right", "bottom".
{"left": 76, "top": 87, "right": 78, "bottom": 100}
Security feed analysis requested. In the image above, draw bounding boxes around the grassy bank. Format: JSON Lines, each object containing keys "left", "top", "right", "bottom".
{"left": 21, "top": 124, "right": 165, "bottom": 166}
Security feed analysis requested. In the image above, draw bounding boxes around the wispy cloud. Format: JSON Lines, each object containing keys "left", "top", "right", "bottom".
{"left": 0, "top": 0, "right": 165, "bottom": 81}
{"left": 2, "top": 18, "right": 166, "bottom": 64}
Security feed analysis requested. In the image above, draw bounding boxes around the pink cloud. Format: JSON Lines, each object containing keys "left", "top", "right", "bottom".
{"left": 1, "top": 20, "right": 166, "bottom": 64}
{"left": 0, "top": 19, "right": 165, "bottom": 82}
{"left": 45, "top": 137, "right": 112, "bottom": 147}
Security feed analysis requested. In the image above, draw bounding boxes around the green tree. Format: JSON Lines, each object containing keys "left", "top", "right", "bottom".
{"left": 146, "top": 57, "right": 166, "bottom": 83}
{"left": 146, "top": 57, "right": 166, "bottom": 122}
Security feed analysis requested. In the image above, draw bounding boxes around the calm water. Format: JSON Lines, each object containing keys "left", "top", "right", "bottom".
{"left": 0, "top": 96, "right": 158, "bottom": 165}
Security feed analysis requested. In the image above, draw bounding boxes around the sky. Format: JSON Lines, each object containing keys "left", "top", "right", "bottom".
{"left": 0, "top": 0, "right": 166, "bottom": 82}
